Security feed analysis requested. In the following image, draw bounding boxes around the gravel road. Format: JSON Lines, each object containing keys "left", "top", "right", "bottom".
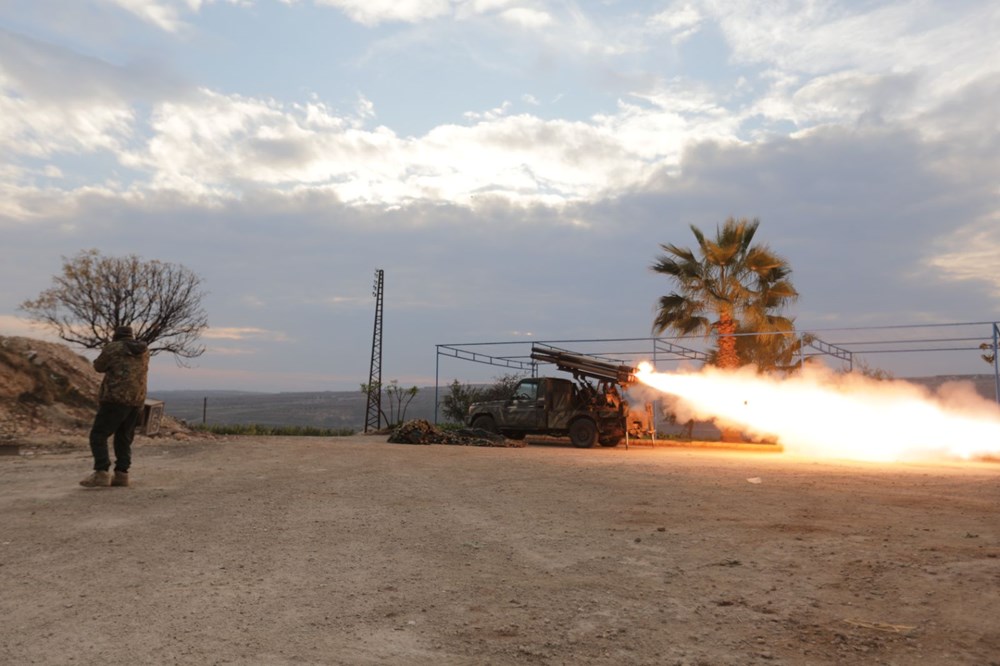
{"left": 2, "top": 435, "right": 998, "bottom": 665}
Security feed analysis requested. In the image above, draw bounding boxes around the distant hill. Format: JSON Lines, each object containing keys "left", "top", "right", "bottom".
{"left": 150, "top": 387, "right": 442, "bottom": 430}
{"left": 905, "top": 374, "right": 997, "bottom": 399}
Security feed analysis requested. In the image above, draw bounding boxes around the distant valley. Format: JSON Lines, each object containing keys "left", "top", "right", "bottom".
{"left": 149, "top": 387, "right": 443, "bottom": 431}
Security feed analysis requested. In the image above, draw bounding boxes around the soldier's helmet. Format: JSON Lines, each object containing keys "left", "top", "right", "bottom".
{"left": 113, "top": 326, "right": 134, "bottom": 340}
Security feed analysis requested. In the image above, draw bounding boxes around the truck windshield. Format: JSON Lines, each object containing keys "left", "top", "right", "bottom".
{"left": 513, "top": 381, "right": 539, "bottom": 401}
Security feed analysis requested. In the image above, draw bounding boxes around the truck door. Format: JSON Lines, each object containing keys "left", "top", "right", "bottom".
{"left": 504, "top": 379, "right": 546, "bottom": 430}
{"left": 546, "top": 380, "right": 573, "bottom": 429}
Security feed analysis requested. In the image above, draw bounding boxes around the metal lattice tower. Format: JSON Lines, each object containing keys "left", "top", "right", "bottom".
{"left": 364, "top": 269, "right": 384, "bottom": 432}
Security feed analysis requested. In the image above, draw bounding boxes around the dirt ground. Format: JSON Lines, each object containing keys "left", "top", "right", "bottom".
{"left": 1, "top": 434, "right": 999, "bottom": 666}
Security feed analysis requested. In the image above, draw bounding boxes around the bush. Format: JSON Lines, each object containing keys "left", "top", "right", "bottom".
{"left": 441, "top": 373, "right": 525, "bottom": 422}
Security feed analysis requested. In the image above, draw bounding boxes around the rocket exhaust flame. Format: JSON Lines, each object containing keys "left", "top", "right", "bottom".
{"left": 634, "top": 362, "right": 1000, "bottom": 463}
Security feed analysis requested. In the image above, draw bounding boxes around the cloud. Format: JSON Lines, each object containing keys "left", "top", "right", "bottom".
{"left": 205, "top": 346, "right": 257, "bottom": 356}
{"left": 314, "top": 0, "right": 452, "bottom": 26}
{"left": 82, "top": 86, "right": 734, "bottom": 206}
{"left": 0, "top": 315, "right": 60, "bottom": 340}
{"left": 633, "top": 122, "right": 1000, "bottom": 320}
{"left": 102, "top": 0, "right": 250, "bottom": 32}
{"left": 0, "top": 92, "right": 133, "bottom": 160}
{"left": 310, "top": 0, "right": 557, "bottom": 29}
{"left": 312, "top": 0, "right": 631, "bottom": 61}
{"left": 929, "top": 214, "right": 1000, "bottom": 299}
{"left": 3, "top": 112, "right": 996, "bottom": 393}
{"left": 758, "top": 70, "right": 918, "bottom": 128}
{"left": 203, "top": 327, "right": 290, "bottom": 342}
{"left": 462, "top": 101, "right": 512, "bottom": 121}
{"left": 497, "top": 7, "right": 552, "bottom": 30}
{"left": 0, "top": 31, "right": 138, "bottom": 159}
{"left": 2, "top": 59, "right": 995, "bottom": 232}
{"left": 461, "top": 0, "right": 521, "bottom": 13}
{"left": 104, "top": 0, "right": 189, "bottom": 32}
{"left": 647, "top": 3, "right": 703, "bottom": 44}
{"left": 322, "top": 296, "right": 373, "bottom": 308}
{"left": 706, "top": 1, "right": 1000, "bottom": 125}
{"left": 1, "top": 7, "right": 996, "bottom": 241}
{"left": 705, "top": 1, "right": 922, "bottom": 73}
{"left": 5, "top": 1, "right": 991, "bottom": 221}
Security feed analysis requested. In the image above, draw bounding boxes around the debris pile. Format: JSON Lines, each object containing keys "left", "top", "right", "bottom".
{"left": 388, "top": 419, "right": 526, "bottom": 447}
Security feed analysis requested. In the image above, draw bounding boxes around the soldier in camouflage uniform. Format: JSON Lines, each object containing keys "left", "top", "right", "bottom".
{"left": 80, "top": 326, "right": 150, "bottom": 488}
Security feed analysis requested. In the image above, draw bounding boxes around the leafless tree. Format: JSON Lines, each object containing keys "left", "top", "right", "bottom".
{"left": 360, "top": 380, "right": 420, "bottom": 427}
{"left": 20, "top": 249, "right": 209, "bottom": 360}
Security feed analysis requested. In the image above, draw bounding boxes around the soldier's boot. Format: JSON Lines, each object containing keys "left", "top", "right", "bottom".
{"left": 111, "top": 471, "right": 130, "bottom": 487}
{"left": 80, "top": 470, "right": 112, "bottom": 488}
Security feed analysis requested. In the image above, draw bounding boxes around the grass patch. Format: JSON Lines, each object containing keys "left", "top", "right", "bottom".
{"left": 193, "top": 423, "right": 356, "bottom": 437}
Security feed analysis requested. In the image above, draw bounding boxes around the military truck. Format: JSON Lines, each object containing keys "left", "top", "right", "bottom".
{"left": 466, "top": 345, "right": 638, "bottom": 448}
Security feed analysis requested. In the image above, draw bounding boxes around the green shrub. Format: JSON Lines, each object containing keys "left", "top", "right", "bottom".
{"left": 441, "top": 373, "right": 525, "bottom": 422}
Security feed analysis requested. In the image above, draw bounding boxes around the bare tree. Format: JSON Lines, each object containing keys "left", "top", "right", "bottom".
{"left": 360, "top": 380, "right": 420, "bottom": 427}
{"left": 384, "top": 381, "right": 419, "bottom": 426}
{"left": 20, "top": 249, "right": 208, "bottom": 359}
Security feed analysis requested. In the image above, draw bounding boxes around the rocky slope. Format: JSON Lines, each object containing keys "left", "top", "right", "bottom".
{"left": 0, "top": 335, "right": 188, "bottom": 444}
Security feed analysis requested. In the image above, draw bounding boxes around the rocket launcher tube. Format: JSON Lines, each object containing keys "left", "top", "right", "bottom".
{"left": 530, "top": 345, "right": 636, "bottom": 387}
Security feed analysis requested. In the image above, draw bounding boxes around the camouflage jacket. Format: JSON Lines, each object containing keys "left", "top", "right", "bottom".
{"left": 94, "top": 339, "right": 150, "bottom": 406}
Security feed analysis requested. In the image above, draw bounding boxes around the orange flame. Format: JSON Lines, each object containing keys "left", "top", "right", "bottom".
{"left": 634, "top": 362, "right": 1000, "bottom": 462}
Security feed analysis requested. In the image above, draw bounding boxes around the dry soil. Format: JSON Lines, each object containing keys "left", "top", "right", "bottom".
{"left": 1, "top": 435, "right": 999, "bottom": 665}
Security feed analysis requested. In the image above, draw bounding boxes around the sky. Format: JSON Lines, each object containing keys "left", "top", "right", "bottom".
{"left": 1, "top": 0, "right": 999, "bottom": 392}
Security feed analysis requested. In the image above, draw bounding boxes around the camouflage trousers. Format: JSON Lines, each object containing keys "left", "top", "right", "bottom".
{"left": 89, "top": 402, "right": 141, "bottom": 473}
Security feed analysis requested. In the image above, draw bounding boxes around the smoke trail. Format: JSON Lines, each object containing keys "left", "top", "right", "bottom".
{"left": 634, "top": 363, "right": 1000, "bottom": 462}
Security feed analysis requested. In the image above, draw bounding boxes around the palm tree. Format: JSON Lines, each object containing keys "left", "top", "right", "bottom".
{"left": 652, "top": 217, "right": 798, "bottom": 371}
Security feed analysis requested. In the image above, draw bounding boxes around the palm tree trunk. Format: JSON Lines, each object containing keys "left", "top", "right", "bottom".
{"left": 716, "top": 313, "right": 739, "bottom": 370}
{"left": 716, "top": 313, "right": 742, "bottom": 442}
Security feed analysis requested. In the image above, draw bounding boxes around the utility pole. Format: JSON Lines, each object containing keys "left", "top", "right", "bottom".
{"left": 364, "top": 269, "right": 384, "bottom": 432}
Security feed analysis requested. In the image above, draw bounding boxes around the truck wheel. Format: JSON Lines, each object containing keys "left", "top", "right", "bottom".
{"left": 471, "top": 415, "right": 497, "bottom": 433}
{"left": 569, "top": 419, "right": 597, "bottom": 448}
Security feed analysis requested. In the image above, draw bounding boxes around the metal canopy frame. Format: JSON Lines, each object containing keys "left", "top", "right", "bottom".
{"left": 434, "top": 321, "right": 1000, "bottom": 423}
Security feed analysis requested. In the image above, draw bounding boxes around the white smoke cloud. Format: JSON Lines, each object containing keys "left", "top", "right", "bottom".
{"left": 636, "top": 363, "right": 1000, "bottom": 463}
